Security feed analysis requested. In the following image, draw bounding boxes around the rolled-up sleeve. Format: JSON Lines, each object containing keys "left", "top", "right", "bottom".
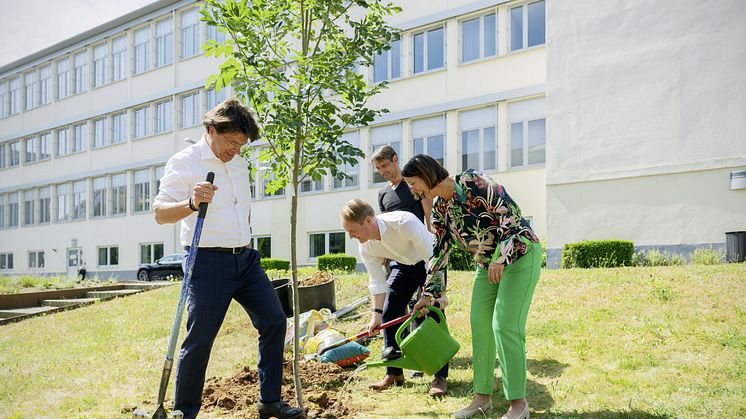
{"left": 360, "top": 245, "right": 388, "bottom": 295}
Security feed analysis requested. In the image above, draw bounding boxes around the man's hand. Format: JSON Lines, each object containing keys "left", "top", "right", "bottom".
{"left": 192, "top": 182, "right": 219, "bottom": 207}
{"left": 433, "top": 294, "right": 449, "bottom": 310}
{"left": 366, "top": 313, "right": 382, "bottom": 335}
{"left": 488, "top": 261, "right": 504, "bottom": 284}
{"left": 413, "top": 293, "right": 434, "bottom": 317}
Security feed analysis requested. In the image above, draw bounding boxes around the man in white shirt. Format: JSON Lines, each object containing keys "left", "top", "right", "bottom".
{"left": 154, "top": 99, "right": 302, "bottom": 419}
{"left": 340, "top": 198, "right": 449, "bottom": 396}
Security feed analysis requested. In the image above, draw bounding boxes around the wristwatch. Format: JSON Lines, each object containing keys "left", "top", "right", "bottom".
{"left": 372, "top": 308, "right": 383, "bottom": 314}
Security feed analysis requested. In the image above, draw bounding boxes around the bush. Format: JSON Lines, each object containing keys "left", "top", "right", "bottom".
{"left": 261, "top": 258, "right": 290, "bottom": 271}
{"left": 632, "top": 249, "right": 685, "bottom": 267}
{"left": 317, "top": 254, "right": 356, "bottom": 272}
{"left": 448, "top": 244, "right": 475, "bottom": 271}
{"left": 541, "top": 240, "right": 547, "bottom": 268}
{"left": 562, "top": 240, "right": 634, "bottom": 268}
{"left": 692, "top": 246, "right": 725, "bottom": 265}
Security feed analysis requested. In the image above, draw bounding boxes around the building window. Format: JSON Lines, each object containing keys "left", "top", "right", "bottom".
{"left": 93, "top": 43, "right": 108, "bottom": 87}
{"left": 252, "top": 236, "right": 271, "bottom": 258}
{"left": 207, "top": 24, "right": 226, "bottom": 43}
{"left": 134, "top": 169, "right": 151, "bottom": 212}
{"left": 262, "top": 172, "right": 285, "bottom": 197}
{"left": 140, "top": 243, "right": 164, "bottom": 264}
{"left": 0, "top": 194, "right": 5, "bottom": 229}
{"left": 333, "top": 131, "right": 360, "bottom": 189}
{"left": 134, "top": 106, "right": 150, "bottom": 138}
{"left": 25, "top": 137, "right": 38, "bottom": 163}
{"left": 206, "top": 88, "right": 225, "bottom": 110}
{"left": 39, "top": 187, "right": 51, "bottom": 223}
{"left": 155, "top": 100, "right": 173, "bottom": 133}
{"left": 111, "top": 173, "right": 127, "bottom": 215}
{"left": 462, "top": 12, "right": 497, "bottom": 62}
{"left": 92, "top": 176, "right": 107, "bottom": 217}
{"left": 56, "top": 183, "right": 69, "bottom": 221}
{"left": 73, "top": 51, "right": 87, "bottom": 94}
{"left": 73, "top": 123, "right": 87, "bottom": 152}
{"left": 134, "top": 27, "right": 151, "bottom": 75}
{"left": 93, "top": 118, "right": 108, "bottom": 148}
{"left": 28, "top": 250, "right": 45, "bottom": 268}
{"left": 37, "top": 133, "right": 50, "bottom": 160}
{"left": 57, "top": 58, "right": 70, "bottom": 99}
{"left": 309, "top": 232, "right": 346, "bottom": 259}
{"left": 112, "top": 112, "right": 128, "bottom": 143}
{"left": 156, "top": 165, "right": 165, "bottom": 194}
{"left": 57, "top": 127, "right": 69, "bottom": 156}
{"left": 156, "top": 18, "right": 173, "bottom": 67}
{"left": 180, "top": 92, "right": 200, "bottom": 128}
{"left": 73, "top": 180, "right": 87, "bottom": 220}
{"left": 39, "top": 65, "right": 51, "bottom": 105}
{"left": 8, "top": 192, "right": 19, "bottom": 227}
{"left": 370, "top": 124, "right": 401, "bottom": 184}
{"left": 509, "top": 98, "right": 545, "bottom": 168}
{"left": 0, "top": 144, "right": 5, "bottom": 168}
{"left": 9, "top": 77, "right": 20, "bottom": 114}
{"left": 373, "top": 39, "right": 400, "bottom": 83}
{"left": 9, "top": 141, "right": 20, "bottom": 167}
{"left": 24, "top": 71, "right": 37, "bottom": 110}
{"left": 0, "top": 253, "right": 13, "bottom": 270}
{"left": 98, "top": 246, "right": 119, "bottom": 266}
{"left": 412, "top": 115, "right": 446, "bottom": 166}
{"left": 23, "top": 190, "right": 34, "bottom": 226}
{"left": 413, "top": 26, "right": 444, "bottom": 74}
{"left": 510, "top": 1, "right": 545, "bottom": 52}
{"left": 181, "top": 9, "right": 200, "bottom": 59}
{"left": 0, "top": 81, "right": 7, "bottom": 117}
{"left": 460, "top": 107, "right": 497, "bottom": 172}
{"left": 300, "top": 174, "right": 324, "bottom": 194}
{"left": 111, "top": 36, "right": 127, "bottom": 81}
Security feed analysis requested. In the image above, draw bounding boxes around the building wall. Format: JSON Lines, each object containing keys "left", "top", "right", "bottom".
{"left": 0, "top": 0, "right": 548, "bottom": 276}
{"left": 545, "top": 0, "right": 746, "bottom": 267}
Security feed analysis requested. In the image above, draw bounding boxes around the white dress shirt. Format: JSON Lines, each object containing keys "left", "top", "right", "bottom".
{"left": 154, "top": 135, "right": 252, "bottom": 248}
{"left": 359, "top": 211, "right": 434, "bottom": 295}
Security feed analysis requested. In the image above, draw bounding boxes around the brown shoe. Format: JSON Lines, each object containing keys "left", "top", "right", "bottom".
{"left": 428, "top": 376, "right": 448, "bottom": 397}
{"left": 369, "top": 374, "right": 405, "bottom": 391}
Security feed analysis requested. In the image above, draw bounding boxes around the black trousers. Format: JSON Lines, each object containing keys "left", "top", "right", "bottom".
{"left": 173, "top": 248, "right": 286, "bottom": 418}
{"left": 382, "top": 260, "right": 448, "bottom": 378}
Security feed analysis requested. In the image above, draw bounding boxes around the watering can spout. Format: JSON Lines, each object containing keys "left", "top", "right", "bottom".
{"left": 365, "top": 357, "right": 421, "bottom": 371}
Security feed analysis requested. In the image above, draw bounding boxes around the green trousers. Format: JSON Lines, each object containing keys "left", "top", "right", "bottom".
{"left": 471, "top": 242, "right": 541, "bottom": 399}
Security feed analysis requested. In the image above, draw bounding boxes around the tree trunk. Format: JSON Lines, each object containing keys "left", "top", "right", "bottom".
{"left": 290, "top": 167, "right": 303, "bottom": 408}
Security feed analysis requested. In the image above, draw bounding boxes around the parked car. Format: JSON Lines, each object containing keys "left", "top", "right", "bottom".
{"left": 137, "top": 253, "right": 184, "bottom": 281}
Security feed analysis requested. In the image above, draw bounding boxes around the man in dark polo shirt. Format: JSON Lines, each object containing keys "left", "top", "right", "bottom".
{"left": 370, "top": 145, "right": 448, "bottom": 397}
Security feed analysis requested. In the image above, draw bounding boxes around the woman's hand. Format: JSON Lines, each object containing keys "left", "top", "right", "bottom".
{"left": 412, "top": 293, "right": 434, "bottom": 317}
{"left": 433, "top": 294, "right": 449, "bottom": 310}
{"left": 488, "top": 262, "right": 505, "bottom": 284}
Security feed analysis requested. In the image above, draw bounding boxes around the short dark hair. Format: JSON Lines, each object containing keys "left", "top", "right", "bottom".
{"left": 401, "top": 154, "right": 449, "bottom": 189}
{"left": 203, "top": 98, "right": 262, "bottom": 142}
{"left": 371, "top": 145, "right": 397, "bottom": 163}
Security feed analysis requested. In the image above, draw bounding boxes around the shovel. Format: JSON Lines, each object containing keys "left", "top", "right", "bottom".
{"left": 134, "top": 172, "right": 214, "bottom": 419}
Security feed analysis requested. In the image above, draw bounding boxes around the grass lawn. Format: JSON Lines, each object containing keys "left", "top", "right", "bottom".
{"left": 0, "top": 276, "right": 117, "bottom": 294}
{"left": 0, "top": 264, "right": 744, "bottom": 418}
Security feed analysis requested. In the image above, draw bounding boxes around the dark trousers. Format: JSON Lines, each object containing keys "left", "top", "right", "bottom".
{"left": 382, "top": 261, "right": 448, "bottom": 378}
{"left": 173, "top": 248, "right": 286, "bottom": 418}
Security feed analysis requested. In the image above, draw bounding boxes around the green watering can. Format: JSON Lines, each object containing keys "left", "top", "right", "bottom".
{"left": 367, "top": 306, "right": 460, "bottom": 375}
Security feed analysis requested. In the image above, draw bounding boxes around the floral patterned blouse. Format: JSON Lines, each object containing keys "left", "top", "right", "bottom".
{"left": 425, "top": 170, "right": 539, "bottom": 295}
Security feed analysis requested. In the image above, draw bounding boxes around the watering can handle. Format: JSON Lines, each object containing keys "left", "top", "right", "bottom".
{"left": 395, "top": 305, "right": 448, "bottom": 347}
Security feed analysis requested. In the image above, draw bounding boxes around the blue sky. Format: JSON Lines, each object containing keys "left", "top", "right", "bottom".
{"left": 0, "top": 0, "right": 158, "bottom": 67}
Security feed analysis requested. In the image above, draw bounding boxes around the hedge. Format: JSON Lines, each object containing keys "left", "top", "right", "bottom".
{"left": 260, "top": 258, "right": 290, "bottom": 271}
{"left": 448, "top": 244, "right": 475, "bottom": 271}
{"left": 562, "top": 240, "right": 634, "bottom": 268}
{"left": 317, "top": 254, "right": 357, "bottom": 272}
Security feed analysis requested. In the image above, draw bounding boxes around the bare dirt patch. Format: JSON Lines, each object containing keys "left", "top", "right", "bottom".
{"left": 202, "top": 359, "right": 356, "bottom": 418}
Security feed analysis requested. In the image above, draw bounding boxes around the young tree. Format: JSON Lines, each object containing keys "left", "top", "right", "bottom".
{"left": 201, "top": 0, "right": 400, "bottom": 407}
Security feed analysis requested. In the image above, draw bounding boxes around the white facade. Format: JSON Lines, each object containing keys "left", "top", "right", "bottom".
{"left": 0, "top": 0, "right": 548, "bottom": 277}
{"left": 545, "top": 0, "right": 746, "bottom": 267}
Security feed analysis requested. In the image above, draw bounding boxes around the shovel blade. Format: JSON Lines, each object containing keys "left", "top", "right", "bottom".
{"left": 152, "top": 404, "right": 168, "bottom": 419}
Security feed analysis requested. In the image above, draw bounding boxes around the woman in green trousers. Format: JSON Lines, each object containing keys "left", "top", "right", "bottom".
{"left": 403, "top": 155, "right": 541, "bottom": 419}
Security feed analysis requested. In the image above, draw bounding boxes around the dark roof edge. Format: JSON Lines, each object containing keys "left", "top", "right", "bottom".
{"left": 0, "top": 0, "right": 184, "bottom": 74}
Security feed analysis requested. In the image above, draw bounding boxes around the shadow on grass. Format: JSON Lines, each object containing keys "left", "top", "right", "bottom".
{"left": 529, "top": 410, "right": 673, "bottom": 418}
{"left": 527, "top": 358, "right": 569, "bottom": 378}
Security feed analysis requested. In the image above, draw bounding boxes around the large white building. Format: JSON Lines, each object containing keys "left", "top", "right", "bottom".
{"left": 2, "top": 0, "right": 740, "bottom": 277}
{"left": 0, "top": 0, "right": 548, "bottom": 278}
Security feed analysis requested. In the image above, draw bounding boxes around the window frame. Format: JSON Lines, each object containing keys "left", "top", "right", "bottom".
{"left": 308, "top": 231, "right": 346, "bottom": 260}
{"left": 412, "top": 25, "right": 446, "bottom": 75}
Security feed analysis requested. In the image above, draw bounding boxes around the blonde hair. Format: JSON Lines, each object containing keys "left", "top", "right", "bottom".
{"left": 340, "top": 199, "right": 376, "bottom": 224}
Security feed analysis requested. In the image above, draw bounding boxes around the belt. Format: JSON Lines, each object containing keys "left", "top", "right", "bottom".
{"left": 184, "top": 246, "right": 248, "bottom": 255}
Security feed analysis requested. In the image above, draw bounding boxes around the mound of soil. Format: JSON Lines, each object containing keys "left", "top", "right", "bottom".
{"left": 202, "top": 359, "right": 355, "bottom": 418}
{"left": 299, "top": 271, "right": 334, "bottom": 287}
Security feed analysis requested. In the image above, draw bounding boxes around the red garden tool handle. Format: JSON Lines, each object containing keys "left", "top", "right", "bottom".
{"left": 318, "top": 313, "right": 412, "bottom": 355}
